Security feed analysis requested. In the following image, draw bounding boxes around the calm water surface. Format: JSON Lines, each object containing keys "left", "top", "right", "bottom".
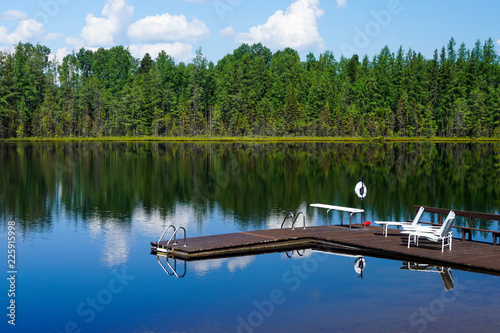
{"left": 1, "top": 142, "right": 500, "bottom": 332}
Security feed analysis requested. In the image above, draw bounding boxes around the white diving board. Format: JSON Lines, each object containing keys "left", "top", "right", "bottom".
{"left": 310, "top": 204, "right": 364, "bottom": 229}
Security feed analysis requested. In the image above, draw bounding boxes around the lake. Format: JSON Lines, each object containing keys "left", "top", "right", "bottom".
{"left": 1, "top": 141, "right": 500, "bottom": 332}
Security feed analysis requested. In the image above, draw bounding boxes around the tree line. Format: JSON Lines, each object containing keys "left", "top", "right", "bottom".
{"left": 2, "top": 142, "right": 499, "bottom": 230}
{"left": 0, "top": 38, "right": 499, "bottom": 138}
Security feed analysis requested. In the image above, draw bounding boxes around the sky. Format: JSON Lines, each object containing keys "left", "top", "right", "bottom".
{"left": 0, "top": 0, "right": 498, "bottom": 64}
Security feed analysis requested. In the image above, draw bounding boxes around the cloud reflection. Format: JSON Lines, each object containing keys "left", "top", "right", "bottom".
{"left": 89, "top": 217, "right": 130, "bottom": 267}
{"left": 133, "top": 203, "right": 196, "bottom": 238}
{"left": 265, "top": 203, "right": 310, "bottom": 229}
{"left": 280, "top": 248, "right": 315, "bottom": 260}
{"left": 227, "top": 256, "right": 256, "bottom": 273}
{"left": 192, "top": 256, "right": 256, "bottom": 276}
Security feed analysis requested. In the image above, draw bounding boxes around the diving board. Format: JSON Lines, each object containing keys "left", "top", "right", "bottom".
{"left": 310, "top": 203, "right": 364, "bottom": 229}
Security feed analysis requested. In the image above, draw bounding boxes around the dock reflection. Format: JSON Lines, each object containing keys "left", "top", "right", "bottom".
{"left": 154, "top": 250, "right": 454, "bottom": 289}
{"left": 401, "top": 262, "right": 454, "bottom": 291}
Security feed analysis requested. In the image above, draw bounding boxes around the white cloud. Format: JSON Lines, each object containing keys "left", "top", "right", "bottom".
{"left": 80, "top": 0, "right": 134, "bottom": 47}
{"left": 336, "top": 0, "right": 347, "bottom": 8}
{"left": 43, "top": 32, "right": 65, "bottom": 41}
{"left": 233, "top": 0, "right": 324, "bottom": 51}
{"left": 53, "top": 46, "right": 72, "bottom": 62}
{"left": 72, "top": 1, "right": 203, "bottom": 63}
{"left": 0, "top": 9, "right": 29, "bottom": 21}
{"left": 65, "top": 36, "right": 84, "bottom": 49}
{"left": 497, "top": 39, "right": 500, "bottom": 47}
{"left": 128, "top": 42, "right": 194, "bottom": 63}
{"left": 0, "top": 19, "right": 45, "bottom": 46}
{"left": 128, "top": 13, "right": 209, "bottom": 43}
{"left": 219, "top": 26, "right": 236, "bottom": 38}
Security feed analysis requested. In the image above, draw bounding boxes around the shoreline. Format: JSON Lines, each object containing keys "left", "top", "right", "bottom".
{"left": 1, "top": 136, "right": 500, "bottom": 143}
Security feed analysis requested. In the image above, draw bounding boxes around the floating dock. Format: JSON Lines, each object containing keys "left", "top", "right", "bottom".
{"left": 151, "top": 224, "right": 500, "bottom": 275}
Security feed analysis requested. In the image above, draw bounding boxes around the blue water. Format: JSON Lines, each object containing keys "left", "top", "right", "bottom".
{"left": 2, "top": 141, "right": 500, "bottom": 332}
{"left": 3, "top": 203, "right": 500, "bottom": 333}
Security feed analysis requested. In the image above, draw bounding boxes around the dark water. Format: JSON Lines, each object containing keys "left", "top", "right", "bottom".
{"left": 1, "top": 142, "right": 500, "bottom": 332}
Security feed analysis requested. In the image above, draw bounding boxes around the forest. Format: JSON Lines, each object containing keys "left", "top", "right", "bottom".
{"left": 2, "top": 142, "right": 499, "bottom": 228}
{"left": 0, "top": 38, "right": 499, "bottom": 138}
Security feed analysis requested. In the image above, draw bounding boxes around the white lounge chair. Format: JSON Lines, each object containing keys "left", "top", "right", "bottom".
{"left": 402, "top": 210, "right": 455, "bottom": 233}
{"left": 375, "top": 206, "right": 425, "bottom": 237}
{"left": 402, "top": 210, "right": 456, "bottom": 252}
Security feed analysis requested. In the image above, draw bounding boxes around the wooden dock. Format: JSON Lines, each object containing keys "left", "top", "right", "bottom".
{"left": 151, "top": 224, "right": 500, "bottom": 276}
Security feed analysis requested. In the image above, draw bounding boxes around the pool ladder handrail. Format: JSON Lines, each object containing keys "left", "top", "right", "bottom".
{"left": 156, "top": 225, "right": 176, "bottom": 253}
{"left": 281, "top": 211, "right": 306, "bottom": 230}
{"left": 166, "top": 226, "right": 187, "bottom": 248}
{"left": 293, "top": 212, "right": 306, "bottom": 229}
{"left": 281, "top": 212, "right": 294, "bottom": 229}
{"left": 156, "top": 225, "right": 187, "bottom": 253}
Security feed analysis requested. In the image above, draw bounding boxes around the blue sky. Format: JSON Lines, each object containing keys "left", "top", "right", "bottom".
{"left": 0, "top": 0, "right": 498, "bottom": 64}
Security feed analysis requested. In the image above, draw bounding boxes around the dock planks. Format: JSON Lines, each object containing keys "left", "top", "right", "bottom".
{"left": 151, "top": 224, "right": 500, "bottom": 275}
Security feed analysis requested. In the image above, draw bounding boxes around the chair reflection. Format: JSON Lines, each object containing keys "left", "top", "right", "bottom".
{"left": 157, "top": 255, "right": 187, "bottom": 278}
{"left": 400, "top": 262, "right": 454, "bottom": 291}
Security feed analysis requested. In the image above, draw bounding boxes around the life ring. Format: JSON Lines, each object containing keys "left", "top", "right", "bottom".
{"left": 354, "top": 257, "right": 366, "bottom": 275}
{"left": 354, "top": 181, "right": 367, "bottom": 199}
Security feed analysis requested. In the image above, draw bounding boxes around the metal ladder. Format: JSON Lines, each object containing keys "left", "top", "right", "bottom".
{"left": 281, "top": 211, "right": 306, "bottom": 230}
{"left": 156, "top": 225, "right": 187, "bottom": 254}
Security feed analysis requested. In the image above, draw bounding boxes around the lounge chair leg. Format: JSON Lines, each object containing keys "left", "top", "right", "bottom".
{"left": 408, "top": 235, "right": 411, "bottom": 248}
